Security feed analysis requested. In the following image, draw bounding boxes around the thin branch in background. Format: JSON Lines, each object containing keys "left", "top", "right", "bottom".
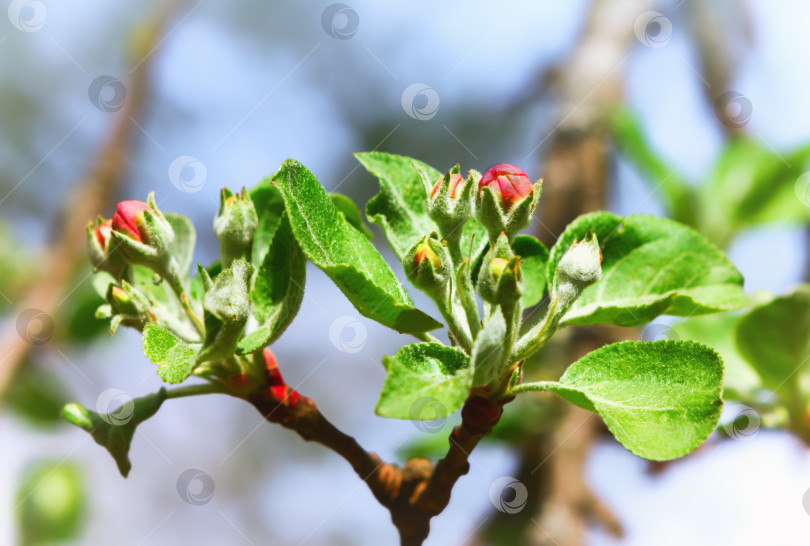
{"left": 0, "top": 1, "right": 187, "bottom": 398}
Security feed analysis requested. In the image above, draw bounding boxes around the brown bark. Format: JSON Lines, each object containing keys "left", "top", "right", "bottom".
{"left": 248, "top": 359, "right": 506, "bottom": 546}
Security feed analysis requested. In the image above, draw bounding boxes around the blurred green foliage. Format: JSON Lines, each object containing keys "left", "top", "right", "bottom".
{"left": 16, "top": 460, "right": 87, "bottom": 546}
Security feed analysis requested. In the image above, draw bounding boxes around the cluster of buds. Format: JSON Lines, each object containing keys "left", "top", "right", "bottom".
{"left": 87, "top": 194, "right": 182, "bottom": 335}
{"left": 476, "top": 164, "right": 541, "bottom": 242}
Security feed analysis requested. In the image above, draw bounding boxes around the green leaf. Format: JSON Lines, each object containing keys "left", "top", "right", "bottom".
{"left": 544, "top": 340, "right": 723, "bottom": 460}
{"left": 61, "top": 389, "right": 167, "bottom": 477}
{"left": 274, "top": 159, "right": 441, "bottom": 334}
{"left": 376, "top": 343, "right": 471, "bottom": 419}
{"left": 249, "top": 178, "right": 286, "bottom": 267}
{"left": 127, "top": 264, "right": 179, "bottom": 318}
{"left": 672, "top": 313, "right": 760, "bottom": 400}
{"left": 330, "top": 192, "right": 373, "bottom": 240}
{"left": 356, "top": 151, "right": 488, "bottom": 263}
{"left": 3, "top": 360, "right": 69, "bottom": 427}
{"left": 91, "top": 271, "right": 116, "bottom": 299}
{"left": 142, "top": 324, "right": 198, "bottom": 384}
{"left": 735, "top": 287, "right": 810, "bottom": 400}
{"left": 699, "top": 137, "right": 810, "bottom": 246}
{"left": 16, "top": 460, "right": 86, "bottom": 544}
{"left": 165, "top": 213, "right": 196, "bottom": 277}
{"left": 512, "top": 235, "right": 549, "bottom": 308}
{"left": 237, "top": 214, "right": 306, "bottom": 354}
{"left": 549, "top": 212, "right": 748, "bottom": 327}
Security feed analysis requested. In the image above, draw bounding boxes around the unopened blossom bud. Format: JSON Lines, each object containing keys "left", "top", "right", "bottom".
{"left": 476, "top": 163, "right": 542, "bottom": 241}
{"left": 213, "top": 187, "right": 258, "bottom": 267}
{"left": 477, "top": 232, "right": 523, "bottom": 305}
{"left": 422, "top": 164, "right": 475, "bottom": 242}
{"left": 198, "top": 259, "right": 253, "bottom": 362}
{"left": 431, "top": 173, "right": 465, "bottom": 198}
{"left": 86, "top": 217, "right": 126, "bottom": 277}
{"left": 553, "top": 231, "right": 602, "bottom": 316}
{"left": 556, "top": 232, "right": 602, "bottom": 286}
{"left": 112, "top": 200, "right": 152, "bottom": 242}
{"left": 103, "top": 280, "right": 153, "bottom": 334}
{"left": 404, "top": 234, "right": 452, "bottom": 300}
{"left": 479, "top": 164, "right": 534, "bottom": 210}
{"left": 109, "top": 193, "right": 175, "bottom": 272}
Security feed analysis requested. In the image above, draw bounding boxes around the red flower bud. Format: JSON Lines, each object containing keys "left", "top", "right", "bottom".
{"left": 112, "top": 200, "right": 152, "bottom": 242}
{"left": 479, "top": 164, "right": 533, "bottom": 211}
{"left": 431, "top": 173, "right": 465, "bottom": 198}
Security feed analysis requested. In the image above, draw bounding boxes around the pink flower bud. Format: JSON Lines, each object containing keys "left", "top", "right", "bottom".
{"left": 431, "top": 173, "right": 465, "bottom": 198}
{"left": 479, "top": 164, "right": 534, "bottom": 211}
{"left": 112, "top": 200, "right": 152, "bottom": 242}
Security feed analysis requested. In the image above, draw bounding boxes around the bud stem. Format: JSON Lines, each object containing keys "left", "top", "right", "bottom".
{"left": 445, "top": 232, "right": 480, "bottom": 344}
{"left": 510, "top": 380, "right": 556, "bottom": 395}
{"left": 510, "top": 293, "right": 560, "bottom": 362}
{"left": 162, "top": 257, "right": 205, "bottom": 338}
{"left": 164, "top": 381, "right": 228, "bottom": 400}
{"left": 437, "top": 295, "right": 473, "bottom": 352}
{"left": 455, "top": 261, "right": 481, "bottom": 340}
{"left": 414, "top": 331, "right": 442, "bottom": 344}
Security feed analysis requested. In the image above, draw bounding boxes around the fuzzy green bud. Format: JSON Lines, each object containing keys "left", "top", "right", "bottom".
{"left": 214, "top": 187, "right": 258, "bottom": 267}
{"left": 104, "top": 280, "right": 153, "bottom": 334}
{"left": 404, "top": 233, "right": 452, "bottom": 301}
{"left": 424, "top": 164, "right": 476, "bottom": 241}
{"left": 477, "top": 232, "right": 523, "bottom": 305}
{"left": 554, "top": 231, "right": 602, "bottom": 311}
{"left": 198, "top": 258, "right": 253, "bottom": 362}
